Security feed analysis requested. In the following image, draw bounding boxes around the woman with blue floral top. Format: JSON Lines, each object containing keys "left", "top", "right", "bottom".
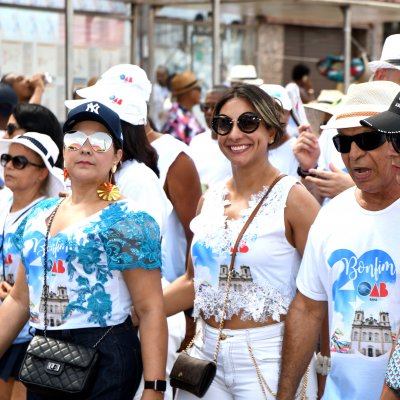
{"left": 0, "top": 101, "right": 167, "bottom": 400}
{"left": 164, "top": 85, "right": 320, "bottom": 399}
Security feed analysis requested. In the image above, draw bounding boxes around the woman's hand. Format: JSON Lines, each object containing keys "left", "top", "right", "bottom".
{"left": 0, "top": 281, "right": 13, "bottom": 301}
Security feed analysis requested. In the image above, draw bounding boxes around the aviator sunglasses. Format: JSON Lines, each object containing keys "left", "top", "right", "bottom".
{"left": 211, "top": 112, "right": 262, "bottom": 136}
{"left": 1, "top": 153, "right": 45, "bottom": 170}
{"left": 332, "top": 131, "right": 387, "bottom": 153}
{"left": 64, "top": 131, "right": 113, "bottom": 153}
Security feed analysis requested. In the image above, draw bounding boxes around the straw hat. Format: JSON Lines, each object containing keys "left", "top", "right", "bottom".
{"left": 305, "top": 90, "right": 344, "bottom": 115}
{"left": 0, "top": 132, "right": 65, "bottom": 198}
{"left": 321, "top": 81, "right": 400, "bottom": 130}
{"left": 361, "top": 91, "right": 400, "bottom": 134}
{"left": 170, "top": 71, "right": 200, "bottom": 96}
{"left": 369, "top": 34, "right": 400, "bottom": 72}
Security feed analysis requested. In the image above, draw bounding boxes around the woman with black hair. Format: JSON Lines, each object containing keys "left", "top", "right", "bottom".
{"left": 4, "top": 103, "right": 63, "bottom": 168}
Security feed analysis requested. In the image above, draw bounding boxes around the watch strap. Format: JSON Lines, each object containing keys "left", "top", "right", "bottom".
{"left": 144, "top": 380, "right": 167, "bottom": 392}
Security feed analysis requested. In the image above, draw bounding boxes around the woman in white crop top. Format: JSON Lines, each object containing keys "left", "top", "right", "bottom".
{"left": 164, "top": 85, "right": 321, "bottom": 399}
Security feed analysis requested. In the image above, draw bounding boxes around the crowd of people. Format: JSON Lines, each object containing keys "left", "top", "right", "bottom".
{"left": 1, "top": 33, "right": 400, "bottom": 400}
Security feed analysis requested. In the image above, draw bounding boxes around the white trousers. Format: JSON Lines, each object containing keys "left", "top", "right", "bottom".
{"left": 176, "top": 320, "right": 317, "bottom": 400}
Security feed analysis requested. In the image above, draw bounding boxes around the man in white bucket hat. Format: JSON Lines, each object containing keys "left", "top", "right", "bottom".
{"left": 277, "top": 80, "right": 400, "bottom": 400}
{"left": 369, "top": 34, "right": 400, "bottom": 84}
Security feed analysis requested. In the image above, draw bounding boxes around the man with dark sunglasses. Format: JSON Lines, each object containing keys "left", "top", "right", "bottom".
{"left": 361, "top": 91, "right": 400, "bottom": 400}
{"left": 277, "top": 81, "right": 400, "bottom": 400}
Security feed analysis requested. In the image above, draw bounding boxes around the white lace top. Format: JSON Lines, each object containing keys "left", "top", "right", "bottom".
{"left": 190, "top": 175, "right": 301, "bottom": 323}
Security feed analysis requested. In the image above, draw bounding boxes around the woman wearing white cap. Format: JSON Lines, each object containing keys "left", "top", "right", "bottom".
{"left": 0, "top": 132, "right": 65, "bottom": 400}
{"left": 0, "top": 102, "right": 167, "bottom": 400}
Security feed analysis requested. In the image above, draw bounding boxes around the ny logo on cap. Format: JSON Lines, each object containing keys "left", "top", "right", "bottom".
{"left": 86, "top": 102, "right": 100, "bottom": 114}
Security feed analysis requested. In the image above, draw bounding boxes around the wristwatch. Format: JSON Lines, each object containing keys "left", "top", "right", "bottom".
{"left": 297, "top": 164, "right": 318, "bottom": 178}
{"left": 144, "top": 380, "right": 167, "bottom": 392}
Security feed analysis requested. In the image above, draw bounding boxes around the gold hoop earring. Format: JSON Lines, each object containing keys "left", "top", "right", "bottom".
{"left": 97, "top": 164, "right": 121, "bottom": 201}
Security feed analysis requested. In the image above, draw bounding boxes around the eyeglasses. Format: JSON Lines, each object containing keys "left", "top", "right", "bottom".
{"left": 385, "top": 133, "right": 400, "bottom": 153}
{"left": 211, "top": 112, "right": 262, "bottom": 136}
{"left": 200, "top": 103, "right": 215, "bottom": 113}
{"left": 332, "top": 131, "right": 387, "bottom": 153}
{"left": 5, "top": 123, "right": 23, "bottom": 136}
{"left": 0, "top": 153, "right": 45, "bottom": 170}
{"left": 64, "top": 131, "right": 113, "bottom": 153}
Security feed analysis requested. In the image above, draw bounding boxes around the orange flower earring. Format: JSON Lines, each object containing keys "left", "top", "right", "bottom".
{"left": 97, "top": 164, "right": 121, "bottom": 201}
{"left": 63, "top": 166, "right": 70, "bottom": 182}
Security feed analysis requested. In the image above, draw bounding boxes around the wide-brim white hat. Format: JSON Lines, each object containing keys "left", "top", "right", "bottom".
{"left": 321, "top": 81, "right": 400, "bottom": 130}
{"left": 0, "top": 132, "right": 65, "bottom": 198}
{"left": 66, "top": 86, "right": 147, "bottom": 126}
{"left": 228, "top": 64, "right": 264, "bottom": 86}
{"left": 305, "top": 90, "right": 344, "bottom": 115}
{"left": 368, "top": 34, "right": 400, "bottom": 73}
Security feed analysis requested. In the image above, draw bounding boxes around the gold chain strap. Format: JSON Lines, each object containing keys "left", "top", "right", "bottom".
{"left": 248, "top": 343, "right": 309, "bottom": 399}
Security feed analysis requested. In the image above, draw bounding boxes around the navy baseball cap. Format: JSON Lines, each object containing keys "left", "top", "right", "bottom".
{"left": 63, "top": 101, "right": 123, "bottom": 146}
{"left": 360, "top": 91, "right": 400, "bottom": 134}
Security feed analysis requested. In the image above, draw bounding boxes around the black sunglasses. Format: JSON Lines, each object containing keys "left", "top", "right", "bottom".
{"left": 0, "top": 154, "right": 45, "bottom": 170}
{"left": 5, "top": 123, "right": 22, "bottom": 136}
{"left": 385, "top": 133, "right": 400, "bottom": 153}
{"left": 332, "top": 131, "right": 387, "bottom": 153}
{"left": 211, "top": 112, "right": 262, "bottom": 136}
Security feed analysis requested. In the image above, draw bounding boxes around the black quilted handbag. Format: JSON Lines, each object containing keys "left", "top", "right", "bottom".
{"left": 19, "top": 335, "right": 99, "bottom": 399}
{"left": 18, "top": 202, "right": 112, "bottom": 399}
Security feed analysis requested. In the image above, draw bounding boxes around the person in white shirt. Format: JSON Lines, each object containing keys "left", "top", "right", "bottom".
{"left": 277, "top": 81, "right": 400, "bottom": 400}
{"left": 189, "top": 85, "right": 231, "bottom": 191}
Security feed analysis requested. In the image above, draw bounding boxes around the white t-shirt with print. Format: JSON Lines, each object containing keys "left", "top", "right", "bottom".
{"left": 14, "top": 198, "right": 161, "bottom": 330}
{"left": 297, "top": 187, "right": 400, "bottom": 400}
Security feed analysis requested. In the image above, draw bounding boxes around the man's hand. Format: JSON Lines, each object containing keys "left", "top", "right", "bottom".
{"left": 306, "top": 163, "right": 354, "bottom": 199}
{"left": 294, "top": 125, "right": 320, "bottom": 171}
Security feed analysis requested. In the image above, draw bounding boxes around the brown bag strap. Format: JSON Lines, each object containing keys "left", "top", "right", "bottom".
{"left": 228, "top": 173, "right": 286, "bottom": 273}
{"left": 212, "top": 173, "right": 286, "bottom": 361}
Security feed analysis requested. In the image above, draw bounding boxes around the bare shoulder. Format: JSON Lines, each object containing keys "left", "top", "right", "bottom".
{"left": 287, "top": 182, "right": 320, "bottom": 209}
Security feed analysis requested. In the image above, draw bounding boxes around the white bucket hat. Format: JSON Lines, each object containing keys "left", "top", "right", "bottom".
{"left": 321, "top": 81, "right": 400, "bottom": 130}
{"left": 260, "top": 84, "right": 292, "bottom": 111}
{"left": 0, "top": 132, "right": 65, "bottom": 198}
{"left": 76, "top": 64, "right": 152, "bottom": 102}
{"left": 65, "top": 86, "right": 147, "bottom": 126}
{"left": 369, "top": 34, "right": 400, "bottom": 73}
{"left": 68, "top": 64, "right": 150, "bottom": 125}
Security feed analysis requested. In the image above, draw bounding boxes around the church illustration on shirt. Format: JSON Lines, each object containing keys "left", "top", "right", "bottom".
{"left": 331, "top": 310, "right": 394, "bottom": 356}
{"left": 218, "top": 264, "right": 253, "bottom": 291}
{"left": 38, "top": 285, "right": 69, "bottom": 327}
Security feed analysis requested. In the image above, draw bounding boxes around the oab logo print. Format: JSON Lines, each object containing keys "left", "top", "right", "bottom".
{"left": 328, "top": 249, "right": 396, "bottom": 356}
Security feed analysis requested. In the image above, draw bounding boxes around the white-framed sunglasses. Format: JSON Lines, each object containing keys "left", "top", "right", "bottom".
{"left": 64, "top": 130, "right": 113, "bottom": 153}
